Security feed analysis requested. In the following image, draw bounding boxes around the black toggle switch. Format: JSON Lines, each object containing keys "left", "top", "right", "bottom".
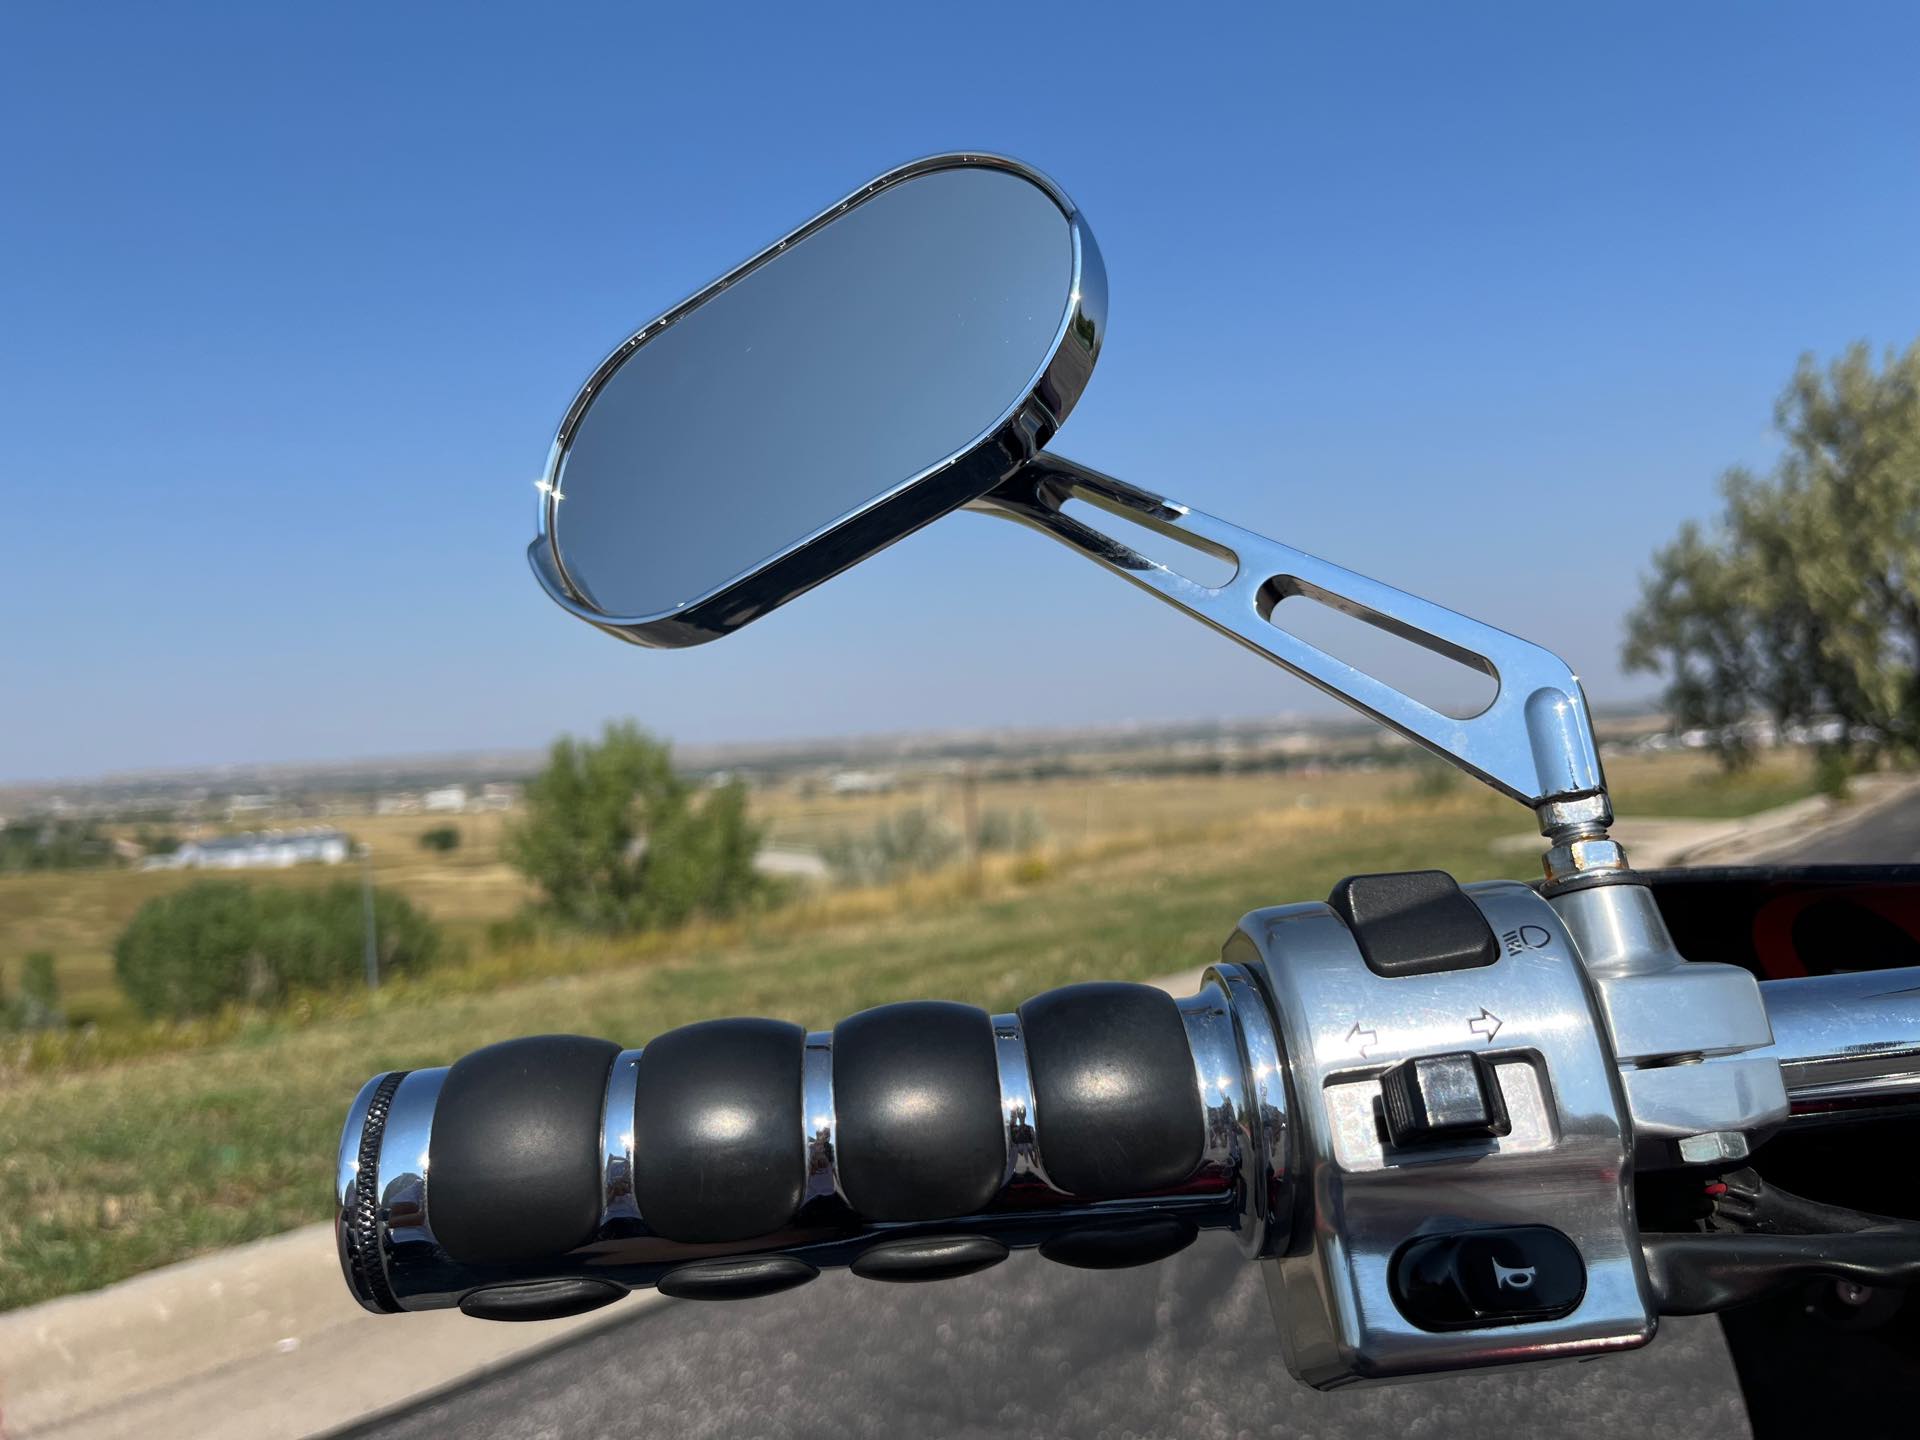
{"left": 1379, "top": 1051, "right": 1509, "bottom": 1148}
{"left": 1391, "top": 1226, "right": 1586, "bottom": 1330}
{"left": 1327, "top": 870, "right": 1499, "bottom": 978}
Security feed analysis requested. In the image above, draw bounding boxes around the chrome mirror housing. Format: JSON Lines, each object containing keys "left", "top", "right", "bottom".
{"left": 529, "top": 153, "right": 1103, "bottom": 649}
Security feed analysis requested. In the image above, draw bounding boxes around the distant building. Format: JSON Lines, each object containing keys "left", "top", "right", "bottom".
{"left": 145, "top": 828, "right": 351, "bottom": 871}
{"left": 422, "top": 785, "right": 468, "bottom": 814}
{"left": 755, "top": 847, "right": 830, "bottom": 882}
{"left": 375, "top": 792, "right": 421, "bottom": 816}
{"left": 477, "top": 782, "right": 519, "bottom": 810}
{"left": 828, "top": 770, "right": 897, "bottom": 795}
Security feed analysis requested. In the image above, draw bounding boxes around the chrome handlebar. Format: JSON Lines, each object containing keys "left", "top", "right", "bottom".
{"left": 1759, "top": 966, "right": 1920, "bottom": 1120}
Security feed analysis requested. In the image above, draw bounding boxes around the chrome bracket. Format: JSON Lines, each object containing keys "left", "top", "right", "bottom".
{"left": 979, "top": 455, "right": 1613, "bottom": 848}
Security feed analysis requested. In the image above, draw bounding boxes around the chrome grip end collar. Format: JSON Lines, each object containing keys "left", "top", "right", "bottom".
{"left": 336, "top": 1070, "right": 406, "bottom": 1315}
{"left": 335, "top": 1066, "right": 446, "bottom": 1314}
{"left": 1183, "top": 964, "right": 1291, "bottom": 1258}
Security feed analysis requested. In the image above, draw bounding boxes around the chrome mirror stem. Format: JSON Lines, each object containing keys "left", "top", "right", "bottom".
{"left": 979, "top": 455, "right": 1626, "bottom": 881}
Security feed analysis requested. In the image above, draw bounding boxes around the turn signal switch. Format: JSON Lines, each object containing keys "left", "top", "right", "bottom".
{"left": 1379, "top": 1052, "right": 1509, "bottom": 1149}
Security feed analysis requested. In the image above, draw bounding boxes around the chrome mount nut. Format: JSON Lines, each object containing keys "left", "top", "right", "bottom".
{"left": 1541, "top": 836, "right": 1632, "bottom": 889}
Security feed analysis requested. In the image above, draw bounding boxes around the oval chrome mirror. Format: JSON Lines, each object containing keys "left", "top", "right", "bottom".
{"left": 531, "top": 154, "right": 1103, "bottom": 647}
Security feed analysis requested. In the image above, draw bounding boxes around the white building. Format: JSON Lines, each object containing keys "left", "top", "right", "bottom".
{"left": 147, "top": 828, "right": 351, "bottom": 871}
{"left": 828, "top": 769, "right": 897, "bottom": 795}
{"left": 422, "top": 785, "right": 469, "bottom": 814}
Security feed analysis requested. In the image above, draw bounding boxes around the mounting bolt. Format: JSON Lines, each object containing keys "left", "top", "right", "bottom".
{"left": 1676, "top": 1130, "right": 1751, "bottom": 1165}
{"left": 1541, "top": 836, "right": 1632, "bottom": 889}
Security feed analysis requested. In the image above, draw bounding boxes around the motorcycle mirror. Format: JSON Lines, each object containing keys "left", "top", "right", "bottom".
{"left": 532, "top": 152, "right": 1617, "bottom": 853}
{"left": 529, "top": 155, "right": 1103, "bottom": 647}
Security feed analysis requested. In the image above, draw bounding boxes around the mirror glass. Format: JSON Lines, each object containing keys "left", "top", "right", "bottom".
{"left": 548, "top": 164, "right": 1078, "bottom": 619}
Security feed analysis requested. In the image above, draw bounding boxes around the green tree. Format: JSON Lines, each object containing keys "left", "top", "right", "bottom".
{"left": 1624, "top": 340, "right": 1920, "bottom": 768}
{"left": 418, "top": 825, "right": 461, "bottom": 853}
{"left": 504, "top": 722, "right": 765, "bottom": 931}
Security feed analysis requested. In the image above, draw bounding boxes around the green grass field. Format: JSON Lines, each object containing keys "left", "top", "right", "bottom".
{"left": 0, "top": 751, "right": 1823, "bottom": 1311}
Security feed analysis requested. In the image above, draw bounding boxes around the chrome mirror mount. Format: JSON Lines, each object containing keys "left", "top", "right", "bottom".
{"left": 976, "top": 454, "right": 1630, "bottom": 885}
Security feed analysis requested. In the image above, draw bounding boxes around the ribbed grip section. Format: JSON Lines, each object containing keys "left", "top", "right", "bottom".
{"left": 431, "top": 1035, "right": 619, "bottom": 1264}
{"left": 833, "top": 1000, "right": 1006, "bottom": 1220}
{"left": 1020, "top": 982, "right": 1203, "bottom": 1198}
{"left": 337, "top": 964, "right": 1286, "bottom": 1316}
{"left": 633, "top": 1018, "right": 806, "bottom": 1242}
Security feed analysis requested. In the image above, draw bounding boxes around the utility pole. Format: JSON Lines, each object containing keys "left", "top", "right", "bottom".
{"left": 961, "top": 764, "right": 981, "bottom": 894}
{"left": 360, "top": 842, "right": 380, "bottom": 991}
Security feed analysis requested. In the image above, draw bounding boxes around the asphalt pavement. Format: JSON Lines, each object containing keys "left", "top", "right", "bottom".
{"left": 345, "top": 1238, "right": 1744, "bottom": 1440}
{"left": 1756, "top": 782, "right": 1920, "bottom": 862}
{"left": 344, "top": 791, "right": 1920, "bottom": 1440}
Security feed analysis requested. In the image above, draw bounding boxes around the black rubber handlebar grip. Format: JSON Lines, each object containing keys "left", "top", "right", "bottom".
{"left": 832, "top": 1000, "right": 1006, "bottom": 1221}
{"left": 431, "top": 1034, "right": 621, "bottom": 1264}
{"left": 633, "top": 1017, "right": 806, "bottom": 1243}
{"left": 1019, "top": 982, "right": 1203, "bottom": 1197}
{"left": 390, "top": 986, "right": 1210, "bottom": 1289}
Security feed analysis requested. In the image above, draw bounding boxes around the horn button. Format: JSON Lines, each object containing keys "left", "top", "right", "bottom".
{"left": 1390, "top": 1226, "right": 1587, "bottom": 1330}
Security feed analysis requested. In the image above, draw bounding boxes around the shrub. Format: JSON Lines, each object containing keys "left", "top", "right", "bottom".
{"left": 821, "top": 807, "right": 964, "bottom": 885}
{"left": 0, "top": 817, "right": 117, "bottom": 873}
{"left": 112, "top": 880, "right": 443, "bottom": 1019}
{"left": 974, "top": 806, "right": 1046, "bottom": 853}
{"left": 1815, "top": 747, "right": 1854, "bottom": 803}
{"left": 418, "top": 825, "right": 461, "bottom": 853}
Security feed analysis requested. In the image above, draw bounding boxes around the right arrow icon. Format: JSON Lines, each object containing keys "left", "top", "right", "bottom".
{"left": 1469, "top": 1007, "right": 1503, "bottom": 1043}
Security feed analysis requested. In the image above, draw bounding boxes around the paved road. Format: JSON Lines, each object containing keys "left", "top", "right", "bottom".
{"left": 349, "top": 794, "right": 1920, "bottom": 1440}
{"left": 349, "top": 1240, "right": 1744, "bottom": 1440}
{"left": 1761, "top": 784, "right": 1920, "bottom": 862}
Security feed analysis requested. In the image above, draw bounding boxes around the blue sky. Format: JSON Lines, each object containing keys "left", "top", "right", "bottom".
{"left": 5, "top": 2, "right": 1918, "bottom": 780}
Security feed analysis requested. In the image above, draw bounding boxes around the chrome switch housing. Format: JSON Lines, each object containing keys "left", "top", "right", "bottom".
{"left": 1226, "top": 880, "right": 1656, "bottom": 1388}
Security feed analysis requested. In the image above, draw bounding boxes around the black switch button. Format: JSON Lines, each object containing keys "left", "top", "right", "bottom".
{"left": 1327, "top": 871, "right": 1499, "bottom": 978}
{"left": 1391, "top": 1226, "right": 1586, "bottom": 1330}
{"left": 1379, "top": 1051, "right": 1508, "bottom": 1148}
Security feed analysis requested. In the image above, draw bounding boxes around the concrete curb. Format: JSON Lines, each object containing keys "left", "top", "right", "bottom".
{"left": 0, "top": 1222, "right": 663, "bottom": 1440}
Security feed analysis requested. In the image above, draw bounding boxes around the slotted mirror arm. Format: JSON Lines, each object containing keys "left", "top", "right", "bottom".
{"left": 975, "top": 454, "right": 1614, "bottom": 845}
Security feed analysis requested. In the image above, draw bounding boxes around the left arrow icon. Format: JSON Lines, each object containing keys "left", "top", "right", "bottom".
{"left": 1347, "top": 1021, "right": 1379, "bottom": 1058}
